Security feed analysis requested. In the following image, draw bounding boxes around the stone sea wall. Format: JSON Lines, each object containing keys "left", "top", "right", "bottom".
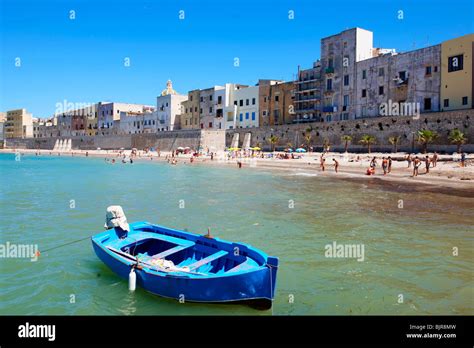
{"left": 227, "top": 109, "right": 474, "bottom": 153}
{"left": 5, "top": 110, "right": 473, "bottom": 153}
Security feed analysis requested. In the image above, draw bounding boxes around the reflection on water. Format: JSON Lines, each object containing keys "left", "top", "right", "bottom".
{"left": 0, "top": 153, "right": 473, "bottom": 315}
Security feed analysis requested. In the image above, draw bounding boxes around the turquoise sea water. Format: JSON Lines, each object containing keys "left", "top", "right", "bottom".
{"left": 0, "top": 153, "right": 473, "bottom": 315}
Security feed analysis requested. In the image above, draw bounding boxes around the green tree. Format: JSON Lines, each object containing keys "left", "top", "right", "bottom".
{"left": 359, "top": 135, "right": 377, "bottom": 153}
{"left": 388, "top": 135, "right": 401, "bottom": 153}
{"left": 341, "top": 135, "right": 352, "bottom": 152}
{"left": 268, "top": 135, "right": 279, "bottom": 152}
{"left": 448, "top": 128, "right": 467, "bottom": 153}
{"left": 417, "top": 130, "right": 438, "bottom": 154}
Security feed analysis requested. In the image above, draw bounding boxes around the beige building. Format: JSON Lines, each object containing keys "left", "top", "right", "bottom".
{"left": 181, "top": 90, "right": 201, "bottom": 129}
{"left": 441, "top": 34, "right": 474, "bottom": 111}
{"left": 5, "top": 109, "right": 33, "bottom": 138}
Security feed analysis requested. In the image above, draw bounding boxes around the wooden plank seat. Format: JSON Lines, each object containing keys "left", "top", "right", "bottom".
{"left": 187, "top": 250, "right": 228, "bottom": 271}
{"left": 151, "top": 244, "right": 192, "bottom": 260}
{"left": 226, "top": 259, "right": 256, "bottom": 273}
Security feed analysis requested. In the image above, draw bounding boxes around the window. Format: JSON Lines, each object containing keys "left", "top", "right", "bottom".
{"left": 245, "top": 112, "right": 249, "bottom": 120}
{"left": 327, "top": 79, "right": 332, "bottom": 90}
{"left": 234, "top": 101, "right": 237, "bottom": 106}
{"left": 344, "top": 75, "right": 349, "bottom": 86}
{"left": 326, "top": 115, "right": 332, "bottom": 122}
{"left": 275, "top": 95, "right": 279, "bottom": 102}
{"left": 448, "top": 55, "right": 463, "bottom": 72}
{"left": 246, "top": 99, "right": 249, "bottom": 106}
{"left": 200, "top": 108, "right": 202, "bottom": 114}
{"left": 343, "top": 95, "right": 349, "bottom": 106}
{"left": 264, "top": 97, "right": 267, "bottom": 103}
{"left": 424, "top": 98, "right": 432, "bottom": 111}
{"left": 190, "top": 96, "right": 193, "bottom": 101}
{"left": 379, "top": 86, "right": 384, "bottom": 95}
{"left": 434, "top": 66, "right": 438, "bottom": 72}
{"left": 239, "top": 113, "right": 243, "bottom": 122}
{"left": 239, "top": 100, "right": 243, "bottom": 106}
{"left": 200, "top": 97, "right": 203, "bottom": 102}
{"left": 462, "top": 96, "right": 468, "bottom": 105}
{"left": 362, "top": 89, "right": 367, "bottom": 98}
{"left": 378, "top": 67, "right": 384, "bottom": 77}
{"left": 209, "top": 107, "right": 213, "bottom": 113}
{"left": 425, "top": 66, "right": 432, "bottom": 75}
{"left": 218, "top": 96, "right": 222, "bottom": 104}
{"left": 252, "top": 98, "right": 256, "bottom": 105}
{"left": 362, "top": 70, "right": 367, "bottom": 79}
{"left": 342, "top": 113, "right": 349, "bottom": 120}
{"left": 252, "top": 112, "right": 255, "bottom": 121}
{"left": 399, "top": 71, "right": 406, "bottom": 80}
{"left": 209, "top": 95, "right": 213, "bottom": 101}
{"left": 263, "top": 111, "right": 267, "bottom": 116}
{"left": 328, "top": 43, "right": 333, "bottom": 51}
{"left": 209, "top": 122, "right": 212, "bottom": 128}
{"left": 328, "top": 58, "right": 334, "bottom": 68}
{"left": 444, "top": 99, "right": 449, "bottom": 107}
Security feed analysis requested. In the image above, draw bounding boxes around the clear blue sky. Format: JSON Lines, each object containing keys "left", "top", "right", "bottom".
{"left": 0, "top": 0, "right": 472, "bottom": 117}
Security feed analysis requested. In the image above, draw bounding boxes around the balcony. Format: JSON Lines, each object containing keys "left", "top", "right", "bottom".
{"left": 325, "top": 67, "right": 334, "bottom": 74}
{"left": 323, "top": 106, "right": 336, "bottom": 113}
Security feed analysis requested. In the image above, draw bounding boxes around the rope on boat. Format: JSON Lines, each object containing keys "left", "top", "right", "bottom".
{"left": 39, "top": 235, "right": 92, "bottom": 254}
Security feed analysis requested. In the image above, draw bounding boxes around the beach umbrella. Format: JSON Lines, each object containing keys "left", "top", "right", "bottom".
{"left": 295, "top": 148, "right": 306, "bottom": 153}
{"left": 177, "top": 146, "right": 184, "bottom": 150}
{"left": 228, "top": 147, "right": 240, "bottom": 151}
{"left": 251, "top": 147, "right": 261, "bottom": 151}
{"left": 184, "top": 146, "right": 190, "bottom": 149}
{"left": 97, "top": 147, "right": 101, "bottom": 150}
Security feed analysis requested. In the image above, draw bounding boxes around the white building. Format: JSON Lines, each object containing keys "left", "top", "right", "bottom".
{"left": 225, "top": 84, "right": 259, "bottom": 129}
{"left": 156, "top": 80, "right": 187, "bottom": 131}
{"left": 98, "top": 102, "right": 155, "bottom": 135}
{"left": 118, "top": 110, "right": 160, "bottom": 134}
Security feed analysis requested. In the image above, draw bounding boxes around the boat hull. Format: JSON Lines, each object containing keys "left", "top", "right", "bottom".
{"left": 92, "top": 222, "right": 278, "bottom": 308}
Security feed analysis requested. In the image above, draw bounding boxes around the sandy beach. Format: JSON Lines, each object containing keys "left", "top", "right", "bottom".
{"left": 2, "top": 148, "right": 473, "bottom": 197}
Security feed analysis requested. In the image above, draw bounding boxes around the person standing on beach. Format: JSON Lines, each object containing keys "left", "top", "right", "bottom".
{"left": 406, "top": 154, "right": 412, "bottom": 168}
{"left": 320, "top": 155, "right": 325, "bottom": 171}
{"left": 412, "top": 156, "right": 420, "bottom": 177}
{"left": 432, "top": 152, "right": 438, "bottom": 167}
{"left": 461, "top": 152, "right": 466, "bottom": 167}
{"left": 237, "top": 161, "right": 242, "bottom": 168}
{"left": 387, "top": 156, "right": 392, "bottom": 173}
{"left": 425, "top": 156, "right": 430, "bottom": 173}
{"left": 381, "top": 157, "right": 388, "bottom": 175}
{"left": 332, "top": 159, "right": 339, "bottom": 173}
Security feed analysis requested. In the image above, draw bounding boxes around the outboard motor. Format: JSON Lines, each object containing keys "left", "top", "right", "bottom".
{"left": 104, "top": 205, "right": 130, "bottom": 239}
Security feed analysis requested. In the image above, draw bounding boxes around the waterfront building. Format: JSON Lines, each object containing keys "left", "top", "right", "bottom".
{"left": 441, "top": 33, "right": 474, "bottom": 111}
{"left": 33, "top": 118, "right": 58, "bottom": 138}
{"left": 320, "top": 28, "right": 375, "bottom": 122}
{"left": 198, "top": 86, "right": 225, "bottom": 129}
{"left": 181, "top": 89, "right": 201, "bottom": 130}
{"left": 156, "top": 80, "right": 187, "bottom": 131}
{"left": 355, "top": 45, "right": 441, "bottom": 118}
{"left": 118, "top": 110, "right": 159, "bottom": 134}
{"left": 98, "top": 102, "right": 155, "bottom": 135}
{"left": 0, "top": 112, "right": 5, "bottom": 146}
{"left": 227, "top": 84, "right": 259, "bottom": 129}
{"left": 260, "top": 80, "right": 296, "bottom": 125}
{"left": 295, "top": 62, "right": 323, "bottom": 123}
{"left": 4, "top": 109, "right": 33, "bottom": 138}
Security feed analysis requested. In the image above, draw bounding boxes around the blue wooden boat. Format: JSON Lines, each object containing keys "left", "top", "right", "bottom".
{"left": 91, "top": 221, "right": 279, "bottom": 309}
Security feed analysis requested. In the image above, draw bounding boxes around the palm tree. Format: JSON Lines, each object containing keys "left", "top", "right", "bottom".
{"left": 388, "top": 135, "right": 401, "bottom": 153}
{"left": 323, "top": 138, "right": 331, "bottom": 152}
{"left": 341, "top": 135, "right": 352, "bottom": 152}
{"left": 304, "top": 134, "right": 312, "bottom": 151}
{"left": 448, "top": 129, "right": 467, "bottom": 153}
{"left": 417, "top": 130, "right": 438, "bottom": 154}
{"left": 268, "top": 135, "right": 279, "bottom": 152}
{"left": 359, "top": 135, "right": 377, "bottom": 153}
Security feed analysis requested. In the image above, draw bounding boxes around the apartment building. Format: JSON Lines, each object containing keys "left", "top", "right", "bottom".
{"left": 4, "top": 109, "right": 33, "bottom": 138}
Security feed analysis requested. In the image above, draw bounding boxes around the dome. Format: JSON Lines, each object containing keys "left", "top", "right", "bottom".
{"left": 161, "top": 80, "right": 177, "bottom": 96}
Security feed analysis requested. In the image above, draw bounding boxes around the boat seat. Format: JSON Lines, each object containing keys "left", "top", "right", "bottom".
{"left": 187, "top": 250, "right": 228, "bottom": 271}
{"left": 151, "top": 244, "right": 192, "bottom": 260}
{"left": 226, "top": 259, "right": 256, "bottom": 273}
